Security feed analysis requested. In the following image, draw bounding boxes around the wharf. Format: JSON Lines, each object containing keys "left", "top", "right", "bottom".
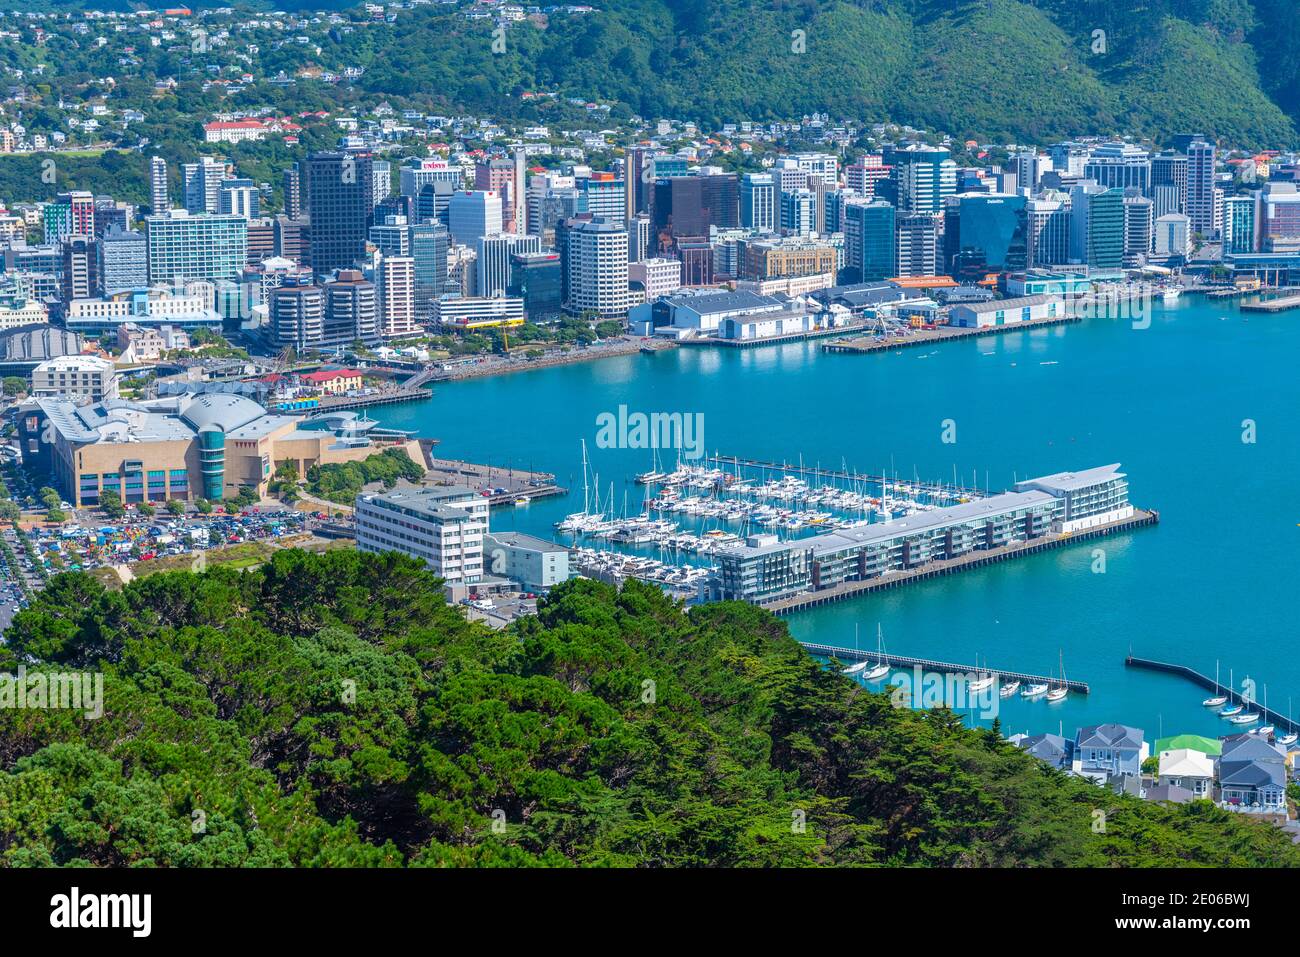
{"left": 316, "top": 369, "right": 435, "bottom": 411}
{"left": 822, "top": 314, "right": 1078, "bottom": 355}
{"left": 801, "top": 642, "right": 1089, "bottom": 693}
{"left": 763, "top": 509, "right": 1158, "bottom": 614}
{"left": 1124, "top": 656, "right": 1299, "bottom": 735}
{"left": 1241, "top": 294, "right": 1300, "bottom": 313}
{"left": 425, "top": 457, "right": 566, "bottom": 506}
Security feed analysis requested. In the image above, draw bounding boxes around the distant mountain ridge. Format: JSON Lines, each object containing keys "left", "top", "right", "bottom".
{"left": 19, "top": 0, "right": 1300, "bottom": 147}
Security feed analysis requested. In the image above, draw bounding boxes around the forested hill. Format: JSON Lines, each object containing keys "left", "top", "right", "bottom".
{"left": 17, "top": 0, "right": 1300, "bottom": 147}
{"left": 0, "top": 550, "right": 1295, "bottom": 867}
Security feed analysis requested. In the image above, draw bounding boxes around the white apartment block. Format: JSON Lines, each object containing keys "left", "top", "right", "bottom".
{"left": 355, "top": 485, "right": 489, "bottom": 584}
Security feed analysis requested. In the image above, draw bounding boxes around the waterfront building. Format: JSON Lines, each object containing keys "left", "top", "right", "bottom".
{"left": 322, "top": 269, "right": 381, "bottom": 348}
{"left": 949, "top": 294, "right": 1064, "bottom": 328}
{"left": 708, "top": 464, "right": 1131, "bottom": 603}
{"left": 842, "top": 198, "right": 895, "bottom": 282}
{"left": 740, "top": 236, "right": 838, "bottom": 281}
{"left": 1187, "top": 136, "right": 1216, "bottom": 237}
{"left": 1122, "top": 192, "right": 1154, "bottom": 267}
{"left": 411, "top": 222, "right": 451, "bottom": 318}
{"left": 1069, "top": 183, "right": 1125, "bottom": 271}
{"left": 375, "top": 255, "right": 417, "bottom": 340}
{"left": 944, "top": 193, "right": 1027, "bottom": 277}
{"left": 564, "top": 218, "right": 630, "bottom": 319}
{"left": 1258, "top": 182, "right": 1300, "bottom": 253}
{"left": 432, "top": 296, "right": 526, "bottom": 329}
{"left": 1153, "top": 213, "right": 1192, "bottom": 258}
{"left": 508, "top": 251, "right": 564, "bottom": 321}
{"left": 483, "top": 531, "right": 570, "bottom": 594}
{"left": 356, "top": 485, "right": 490, "bottom": 584}
{"left": 21, "top": 392, "right": 418, "bottom": 506}
{"left": 1222, "top": 196, "right": 1257, "bottom": 255}
{"left": 476, "top": 232, "right": 540, "bottom": 299}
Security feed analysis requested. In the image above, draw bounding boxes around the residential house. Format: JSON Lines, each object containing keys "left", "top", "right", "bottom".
{"left": 1157, "top": 748, "right": 1214, "bottom": 798}
{"left": 1008, "top": 732, "right": 1074, "bottom": 771}
{"left": 1218, "top": 735, "right": 1287, "bottom": 814}
{"left": 1072, "top": 723, "right": 1148, "bottom": 785}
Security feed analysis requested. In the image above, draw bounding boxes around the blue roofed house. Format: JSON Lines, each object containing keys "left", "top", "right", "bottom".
{"left": 1008, "top": 732, "right": 1074, "bottom": 770}
{"left": 1072, "top": 723, "right": 1149, "bottom": 786}
{"left": 1217, "top": 735, "right": 1288, "bottom": 816}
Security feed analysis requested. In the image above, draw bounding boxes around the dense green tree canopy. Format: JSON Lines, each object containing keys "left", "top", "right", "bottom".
{"left": 0, "top": 550, "right": 1296, "bottom": 867}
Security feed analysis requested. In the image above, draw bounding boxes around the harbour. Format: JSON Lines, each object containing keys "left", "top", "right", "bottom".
{"left": 370, "top": 294, "right": 1300, "bottom": 741}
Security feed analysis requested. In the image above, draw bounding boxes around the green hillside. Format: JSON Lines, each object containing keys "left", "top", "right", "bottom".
{"left": 1, "top": 552, "right": 1296, "bottom": 867}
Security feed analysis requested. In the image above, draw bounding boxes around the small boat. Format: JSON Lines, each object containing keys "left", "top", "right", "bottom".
{"left": 968, "top": 676, "right": 996, "bottom": 694}
{"left": 862, "top": 624, "right": 891, "bottom": 681}
{"left": 999, "top": 680, "right": 1021, "bottom": 698}
{"left": 1021, "top": 682, "right": 1049, "bottom": 699}
{"left": 1045, "top": 650, "right": 1068, "bottom": 701}
{"left": 639, "top": 344, "right": 657, "bottom": 354}
{"left": 842, "top": 661, "right": 869, "bottom": 676}
{"left": 1161, "top": 287, "right": 1181, "bottom": 302}
{"left": 1255, "top": 725, "right": 1275, "bottom": 737}
{"left": 1230, "top": 712, "right": 1260, "bottom": 725}
{"left": 514, "top": 497, "right": 529, "bottom": 506}
{"left": 862, "top": 661, "right": 890, "bottom": 681}
{"left": 1202, "top": 661, "right": 1227, "bottom": 706}
{"left": 1219, "top": 704, "right": 1243, "bottom": 717}
{"left": 1278, "top": 732, "right": 1298, "bottom": 746}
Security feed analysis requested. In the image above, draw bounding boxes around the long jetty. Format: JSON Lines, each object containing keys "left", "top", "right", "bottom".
{"left": 763, "top": 509, "right": 1158, "bottom": 615}
{"left": 801, "top": 641, "right": 1089, "bottom": 693}
{"left": 1240, "top": 294, "right": 1300, "bottom": 313}
{"left": 1125, "top": 655, "right": 1298, "bottom": 735}
{"left": 822, "top": 314, "right": 1079, "bottom": 355}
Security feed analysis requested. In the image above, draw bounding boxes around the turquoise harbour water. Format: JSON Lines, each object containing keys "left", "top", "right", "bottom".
{"left": 373, "top": 295, "right": 1300, "bottom": 741}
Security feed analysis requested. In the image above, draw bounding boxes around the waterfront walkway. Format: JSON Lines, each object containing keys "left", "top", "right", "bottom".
{"left": 801, "top": 641, "right": 1089, "bottom": 693}
{"left": 763, "top": 509, "right": 1158, "bottom": 615}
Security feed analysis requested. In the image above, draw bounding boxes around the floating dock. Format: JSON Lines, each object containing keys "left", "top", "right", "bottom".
{"left": 802, "top": 642, "right": 1090, "bottom": 694}
{"left": 823, "top": 314, "right": 1079, "bottom": 355}
{"left": 677, "top": 323, "right": 871, "bottom": 349}
{"left": 763, "top": 509, "right": 1158, "bottom": 615}
{"left": 1124, "top": 655, "right": 1299, "bottom": 736}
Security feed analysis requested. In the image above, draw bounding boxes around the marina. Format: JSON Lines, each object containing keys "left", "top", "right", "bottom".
{"left": 1125, "top": 656, "right": 1300, "bottom": 739}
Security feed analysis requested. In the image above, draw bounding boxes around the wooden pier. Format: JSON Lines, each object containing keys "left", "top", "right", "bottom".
{"left": 802, "top": 641, "right": 1089, "bottom": 693}
{"left": 1124, "top": 656, "right": 1299, "bottom": 735}
{"left": 763, "top": 509, "right": 1159, "bottom": 615}
{"left": 822, "top": 314, "right": 1079, "bottom": 355}
{"left": 1240, "top": 294, "right": 1300, "bottom": 313}
{"left": 316, "top": 369, "right": 435, "bottom": 411}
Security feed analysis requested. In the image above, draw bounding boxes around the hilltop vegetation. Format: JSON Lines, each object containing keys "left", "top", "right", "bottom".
{"left": 0, "top": 551, "right": 1296, "bottom": 867}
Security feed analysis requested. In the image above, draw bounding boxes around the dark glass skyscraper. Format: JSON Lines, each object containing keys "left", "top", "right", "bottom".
{"left": 304, "top": 151, "right": 375, "bottom": 275}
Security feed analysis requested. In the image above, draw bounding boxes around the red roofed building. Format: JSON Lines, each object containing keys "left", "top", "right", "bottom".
{"left": 298, "top": 369, "right": 363, "bottom": 395}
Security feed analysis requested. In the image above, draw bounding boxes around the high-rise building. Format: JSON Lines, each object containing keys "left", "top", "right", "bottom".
{"left": 1151, "top": 151, "right": 1188, "bottom": 214}
{"left": 1009, "top": 150, "right": 1047, "bottom": 193}
{"left": 1222, "top": 195, "right": 1257, "bottom": 254}
{"left": 845, "top": 155, "right": 891, "bottom": 199}
{"left": 146, "top": 211, "right": 248, "bottom": 284}
{"left": 1186, "top": 137, "right": 1216, "bottom": 237}
{"left": 513, "top": 148, "right": 528, "bottom": 236}
{"left": 564, "top": 218, "right": 629, "bottom": 319}
{"left": 945, "top": 193, "right": 1027, "bottom": 277}
{"left": 1257, "top": 182, "right": 1300, "bottom": 252}
{"left": 218, "top": 178, "right": 260, "bottom": 219}
{"left": 894, "top": 214, "right": 939, "bottom": 278}
{"left": 1122, "top": 191, "right": 1154, "bottom": 267}
{"left": 370, "top": 214, "right": 412, "bottom": 258}
{"left": 60, "top": 235, "right": 98, "bottom": 304}
{"left": 448, "top": 190, "right": 503, "bottom": 247}
{"left": 150, "top": 156, "right": 170, "bottom": 215}
{"left": 304, "top": 151, "right": 375, "bottom": 274}
{"left": 376, "top": 255, "right": 416, "bottom": 340}
{"left": 578, "top": 172, "right": 626, "bottom": 224}
{"left": 400, "top": 159, "right": 463, "bottom": 204}
{"left": 780, "top": 189, "right": 815, "bottom": 237}
{"left": 843, "top": 199, "right": 895, "bottom": 282}
{"left": 372, "top": 160, "right": 392, "bottom": 211}
{"left": 650, "top": 174, "right": 739, "bottom": 250}
{"left": 1069, "top": 183, "right": 1125, "bottom": 271}
{"left": 411, "top": 222, "right": 450, "bottom": 319}
{"left": 508, "top": 251, "right": 563, "bottom": 321}
{"left": 282, "top": 164, "right": 302, "bottom": 220}
{"left": 740, "top": 173, "right": 776, "bottom": 232}
{"left": 1153, "top": 213, "right": 1191, "bottom": 258}
{"left": 629, "top": 214, "right": 652, "bottom": 264}
{"left": 1025, "top": 192, "right": 1072, "bottom": 266}
{"left": 323, "top": 269, "right": 379, "bottom": 348}
{"left": 476, "top": 233, "right": 541, "bottom": 299}
{"left": 1084, "top": 143, "right": 1151, "bottom": 194}
{"left": 894, "top": 148, "right": 957, "bottom": 215}
{"left": 97, "top": 226, "right": 148, "bottom": 296}
{"left": 269, "top": 281, "right": 324, "bottom": 350}
{"left": 44, "top": 191, "right": 95, "bottom": 245}
{"left": 182, "top": 157, "right": 226, "bottom": 214}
